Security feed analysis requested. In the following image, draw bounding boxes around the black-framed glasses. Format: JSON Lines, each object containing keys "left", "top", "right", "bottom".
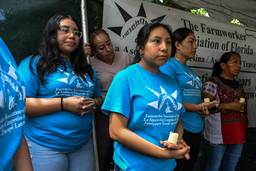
{"left": 58, "top": 25, "right": 82, "bottom": 38}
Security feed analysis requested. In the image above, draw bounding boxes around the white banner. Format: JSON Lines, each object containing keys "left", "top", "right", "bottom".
{"left": 102, "top": 0, "right": 256, "bottom": 127}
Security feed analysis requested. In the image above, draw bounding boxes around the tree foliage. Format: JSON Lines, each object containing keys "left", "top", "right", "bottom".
{"left": 191, "top": 8, "right": 209, "bottom": 17}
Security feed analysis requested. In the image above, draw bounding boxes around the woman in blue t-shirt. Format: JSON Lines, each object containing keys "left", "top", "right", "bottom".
{"left": 18, "top": 15, "right": 102, "bottom": 171}
{"left": 102, "top": 23, "right": 190, "bottom": 171}
{"left": 160, "top": 28, "right": 217, "bottom": 171}
{"left": 0, "top": 38, "right": 32, "bottom": 171}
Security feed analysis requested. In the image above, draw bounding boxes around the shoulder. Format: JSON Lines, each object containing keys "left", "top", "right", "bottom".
{"left": 115, "top": 51, "right": 133, "bottom": 62}
{"left": 0, "top": 38, "right": 17, "bottom": 68}
{"left": 160, "top": 57, "right": 177, "bottom": 77}
{"left": 90, "top": 56, "right": 100, "bottom": 65}
{"left": 20, "top": 55, "right": 41, "bottom": 66}
{"left": 18, "top": 55, "right": 41, "bottom": 73}
{"left": 112, "top": 64, "right": 139, "bottom": 84}
{"left": 115, "top": 64, "right": 135, "bottom": 77}
{"left": 115, "top": 51, "right": 129, "bottom": 58}
{"left": 161, "top": 72, "right": 180, "bottom": 85}
{"left": 162, "top": 57, "right": 178, "bottom": 68}
{"left": 209, "top": 76, "right": 220, "bottom": 84}
{"left": 203, "top": 76, "right": 218, "bottom": 87}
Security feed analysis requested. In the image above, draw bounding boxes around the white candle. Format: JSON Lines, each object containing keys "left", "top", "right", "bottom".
{"left": 168, "top": 132, "right": 179, "bottom": 145}
{"left": 240, "top": 97, "right": 245, "bottom": 103}
{"left": 204, "top": 98, "right": 210, "bottom": 103}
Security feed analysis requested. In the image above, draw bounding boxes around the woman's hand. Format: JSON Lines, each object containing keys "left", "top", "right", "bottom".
{"left": 83, "top": 43, "right": 92, "bottom": 56}
{"left": 160, "top": 139, "right": 190, "bottom": 159}
{"left": 199, "top": 100, "right": 219, "bottom": 116}
{"left": 63, "top": 96, "right": 95, "bottom": 116}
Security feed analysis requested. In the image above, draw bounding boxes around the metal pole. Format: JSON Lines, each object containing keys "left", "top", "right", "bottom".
{"left": 81, "top": 0, "right": 91, "bottom": 64}
{"left": 81, "top": 1, "right": 99, "bottom": 170}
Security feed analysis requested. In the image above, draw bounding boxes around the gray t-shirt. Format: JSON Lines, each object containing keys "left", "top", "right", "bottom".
{"left": 90, "top": 51, "right": 132, "bottom": 97}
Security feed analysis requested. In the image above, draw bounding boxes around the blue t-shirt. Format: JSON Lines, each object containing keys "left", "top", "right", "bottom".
{"left": 0, "top": 38, "right": 26, "bottom": 171}
{"left": 102, "top": 64, "right": 184, "bottom": 171}
{"left": 18, "top": 55, "right": 101, "bottom": 151}
{"left": 160, "top": 57, "right": 203, "bottom": 133}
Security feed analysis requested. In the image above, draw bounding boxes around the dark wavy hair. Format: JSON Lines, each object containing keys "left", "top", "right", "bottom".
{"left": 212, "top": 51, "right": 241, "bottom": 77}
{"left": 30, "top": 14, "right": 93, "bottom": 84}
{"left": 132, "top": 22, "right": 172, "bottom": 64}
{"left": 171, "top": 27, "right": 194, "bottom": 56}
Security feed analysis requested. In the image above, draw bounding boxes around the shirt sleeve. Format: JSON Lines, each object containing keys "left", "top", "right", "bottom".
{"left": 18, "top": 56, "right": 40, "bottom": 97}
{"left": 101, "top": 72, "right": 131, "bottom": 118}
{"left": 202, "top": 81, "right": 218, "bottom": 98}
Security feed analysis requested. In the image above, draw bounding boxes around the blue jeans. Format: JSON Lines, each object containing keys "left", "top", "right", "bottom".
{"left": 204, "top": 141, "right": 243, "bottom": 171}
{"left": 26, "top": 137, "right": 95, "bottom": 171}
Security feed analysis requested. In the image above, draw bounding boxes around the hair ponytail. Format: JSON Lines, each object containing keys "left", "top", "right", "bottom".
{"left": 212, "top": 61, "right": 222, "bottom": 77}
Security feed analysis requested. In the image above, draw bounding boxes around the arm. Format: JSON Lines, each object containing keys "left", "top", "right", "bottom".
{"left": 219, "top": 102, "right": 243, "bottom": 112}
{"left": 26, "top": 96, "right": 99, "bottom": 117}
{"left": 183, "top": 103, "right": 202, "bottom": 112}
{"left": 13, "top": 136, "right": 33, "bottom": 171}
{"left": 109, "top": 113, "right": 189, "bottom": 159}
{"left": 185, "top": 102, "right": 219, "bottom": 116}
{"left": 83, "top": 43, "right": 92, "bottom": 56}
{"left": 175, "top": 118, "right": 183, "bottom": 140}
{"left": 26, "top": 97, "right": 62, "bottom": 116}
{"left": 202, "top": 91, "right": 242, "bottom": 113}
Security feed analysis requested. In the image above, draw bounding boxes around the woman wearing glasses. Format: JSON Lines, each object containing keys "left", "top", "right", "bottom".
{"left": 18, "top": 14, "right": 101, "bottom": 171}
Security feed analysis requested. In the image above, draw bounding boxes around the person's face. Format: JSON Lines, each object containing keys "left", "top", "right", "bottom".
{"left": 176, "top": 32, "right": 197, "bottom": 59}
{"left": 140, "top": 26, "right": 172, "bottom": 70}
{"left": 221, "top": 54, "right": 241, "bottom": 78}
{"left": 57, "top": 19, "right": 80, "bottom": 56}
{"left": 92, "top": 32, "right": 114, "bottom": 63}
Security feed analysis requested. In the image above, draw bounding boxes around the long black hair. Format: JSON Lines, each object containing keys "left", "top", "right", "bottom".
{"left": 171, "top": 27, "right": 194, "bottom": 56}
{"left": 30, "top": 14, "right": 93, "bottom": 84}
{"left": 212, "top": 51, "right": 241, "bottom": 77}
{"left": 132, "top": 22, "right": 172, "bottom": 64}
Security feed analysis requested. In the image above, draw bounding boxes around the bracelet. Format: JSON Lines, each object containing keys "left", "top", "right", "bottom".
{"left": 60, "top": 97, "right": 64, "bottom": 111}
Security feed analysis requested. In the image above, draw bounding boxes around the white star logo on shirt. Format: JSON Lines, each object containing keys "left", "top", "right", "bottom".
{"left": 57, "top": 71, "right": 70, "bottom": 84}
{"left": 146, "top": 86, "right": 182, "bottom": 113}
{"left": 184, "top": 72, "right": 201, "bottom": 89}
{"left": 57, "top": 68, "right": 94, "bottom": 88}
{"left": 8, "top": 66, "right": 17, "bottom": 80}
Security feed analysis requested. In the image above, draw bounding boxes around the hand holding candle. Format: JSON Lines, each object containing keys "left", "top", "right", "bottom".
{"left": 168, "top": 132, "right": 179, "bottom": 145}
{"left": 239, "top": 97, "right": 245, "bottom": 112}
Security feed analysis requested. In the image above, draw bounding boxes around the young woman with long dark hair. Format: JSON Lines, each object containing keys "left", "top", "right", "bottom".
{"left": 102, "top": 23, "right": 190, "bottom": 171}
{"left": 18, "top": 14, "right": 102, "bottom": 171}
{"left": 160, "top": 27, "right": 217, "bottom": 171}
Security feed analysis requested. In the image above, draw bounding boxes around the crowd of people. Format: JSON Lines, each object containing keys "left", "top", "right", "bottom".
{"left": 0, "top": 14, "right": 247, "bottom": 171}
